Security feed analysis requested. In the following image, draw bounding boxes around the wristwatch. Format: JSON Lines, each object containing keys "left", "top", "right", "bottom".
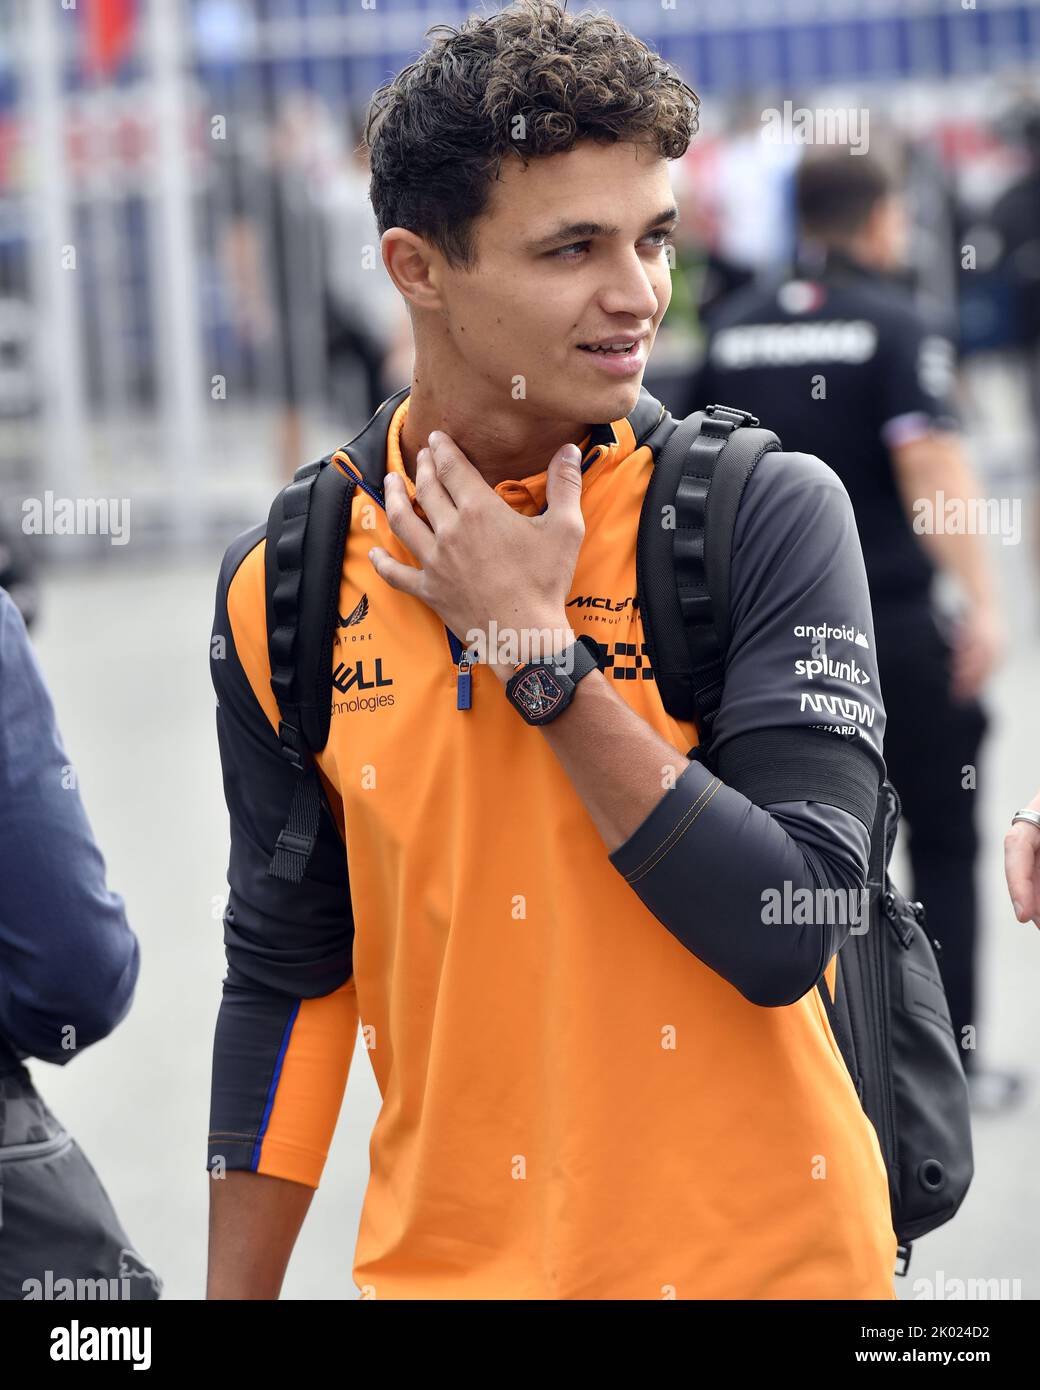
{"left": 505, "top": 633, "right": 602, "bottom": 725}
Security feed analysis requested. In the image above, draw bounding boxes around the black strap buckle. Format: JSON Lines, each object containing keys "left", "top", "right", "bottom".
{"left": 277, "top": 720, "right": 308, "bottom": 771}
{"left": 703, "top": 403, "right": 761, "bottom": 434}
{"left": 274, "top": 828, "right": 316, "bottom": 858}
{"left": 895, "top": 1243, "right": 913, "bottom": 1277}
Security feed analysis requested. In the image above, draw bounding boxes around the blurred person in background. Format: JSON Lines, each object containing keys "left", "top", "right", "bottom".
{"left": 694, "top": 96, "right": 800, "bottom": 327}
{"left": 690, "top": 148, "right": 1022, "bottom": 1114}
{"left": 219, "top": 92, "right": 338, "bottom": 479}
{"left": 989, "top": 103, "right": 1040, "bottom": 566}
{"left": 0, "top": 588, "right": 159, "bottom": 1298}
{"left": 321, "top": 114, "right": 413, "bottom": 418}
{"left": 220, "top": 93, "right": 412, "bottom": 474}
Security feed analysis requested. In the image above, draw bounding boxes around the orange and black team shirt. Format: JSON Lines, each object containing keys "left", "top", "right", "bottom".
{"left": 208, "top": 387, "right": 899, "bottom": 1299}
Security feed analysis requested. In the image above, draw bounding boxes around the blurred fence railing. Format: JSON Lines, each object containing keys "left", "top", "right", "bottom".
{"left": 0, "top": 0, "right": 1037, "bottom": 556}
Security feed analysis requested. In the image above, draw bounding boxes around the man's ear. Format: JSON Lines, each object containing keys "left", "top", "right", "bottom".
{"left": 382, "top": 229, "right": 444, "bottom": 312}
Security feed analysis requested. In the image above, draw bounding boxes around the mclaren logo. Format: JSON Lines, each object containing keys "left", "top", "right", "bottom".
{"left": 339, "top": 594, "right": 369, "bottom": 627}
{"left": 567, "top": 594, "right": 638, "bottom": 613}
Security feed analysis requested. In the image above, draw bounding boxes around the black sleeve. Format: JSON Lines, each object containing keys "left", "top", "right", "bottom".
{"left": 607, "top": 450, "right": 885, "bottom": 1007}
{"left": 211, "top": 526, "right": 355, "bottom": 996}
{"left": 708, "top": 447, "right": 886, "bottom": 814}
{"left": 874, "top": 302, "right": 960, "bottom": 447}
{"left": 207, "top": 526, "right": 358, "bottom": 1183}
{"left": 0, "top": 590, "right": 138, "bottom": 1062}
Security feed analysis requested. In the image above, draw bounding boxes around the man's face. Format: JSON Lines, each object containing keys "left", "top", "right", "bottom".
{"left": 433, "top": 139, "right": 676, "bottom": 424}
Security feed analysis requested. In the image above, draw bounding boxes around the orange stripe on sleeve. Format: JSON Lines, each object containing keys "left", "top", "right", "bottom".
{"left": 256, "top": 978, "right": 361, "bottom": 1189}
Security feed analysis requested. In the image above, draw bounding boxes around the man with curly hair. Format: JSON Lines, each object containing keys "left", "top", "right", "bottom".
{"left": 207, "top": 0, "right": 898, "bottom": 1299}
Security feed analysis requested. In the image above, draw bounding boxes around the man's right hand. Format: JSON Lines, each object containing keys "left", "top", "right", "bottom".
{"left": 206, "top": 1169, "right": 315, "bottom": 1299}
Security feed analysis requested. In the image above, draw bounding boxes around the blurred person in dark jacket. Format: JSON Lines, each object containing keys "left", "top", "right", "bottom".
{"left": 0, "top": 587, "right": 159, "bottom": 1299}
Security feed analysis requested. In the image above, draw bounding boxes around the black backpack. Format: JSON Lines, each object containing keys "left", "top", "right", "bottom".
{"left": 260, "top": 389, "right": 973, "bottom": 1273}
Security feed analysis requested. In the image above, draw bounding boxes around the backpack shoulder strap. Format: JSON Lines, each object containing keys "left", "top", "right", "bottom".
{"left": 637, "top": 402, "right": 780, "bottom": 750}
{"left": 261, "top": 387, "right": 410, "bottom": 883}
{"left": 265, "top": 457, "right": 357, "bottom": 763}
{"left": 262, "top": 454, "right": 358, "bottom": 883}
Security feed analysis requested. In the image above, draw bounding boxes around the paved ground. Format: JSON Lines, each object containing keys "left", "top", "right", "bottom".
{"left": 20, "top": 478, "right": 1040, "bottom": 1301}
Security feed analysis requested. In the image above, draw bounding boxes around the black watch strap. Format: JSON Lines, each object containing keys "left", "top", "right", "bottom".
{"left": 506, "top": 633, "right": 602, "bottom": 725}
{"left": 568, "top": 632, "right": 603, "bottom": 681}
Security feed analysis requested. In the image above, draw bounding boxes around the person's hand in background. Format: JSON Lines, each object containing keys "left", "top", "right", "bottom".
{"left": 1005, "top": 789, "right": 1040, "bottom": 928}
{"left": 949, "top": 600, "right": 1006, "bottom": 703}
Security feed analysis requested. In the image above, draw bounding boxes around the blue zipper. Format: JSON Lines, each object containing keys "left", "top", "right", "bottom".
{"left": 341, "top": 442, "right": 607, "bottom": 711}
{"left": 445, "top": 627, "right": 474, "bottom": 709}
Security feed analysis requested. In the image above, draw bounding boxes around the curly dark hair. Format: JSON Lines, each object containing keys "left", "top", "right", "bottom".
{"left": 363, "top": 0, "right": 699, "bottom": 270}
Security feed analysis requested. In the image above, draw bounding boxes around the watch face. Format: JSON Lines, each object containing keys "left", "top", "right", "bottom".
{"left": 513, "top": 666, "right": 567, "bottom": 721}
